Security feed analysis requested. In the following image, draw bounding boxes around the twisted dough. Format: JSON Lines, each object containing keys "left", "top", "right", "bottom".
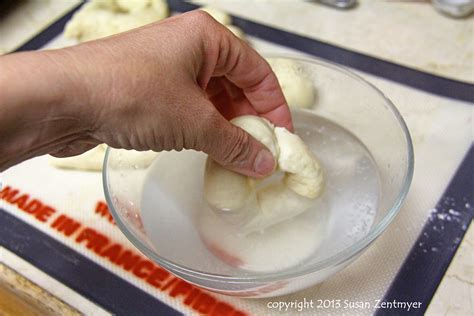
{"left": 267, "top": 58, "right": 315, "bottom": 109}
{"left": 204, "top": 115, "right": 324, "bottom": 234}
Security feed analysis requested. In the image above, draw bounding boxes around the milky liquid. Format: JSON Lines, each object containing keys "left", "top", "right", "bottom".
{"left": 141, "top": 113, "right": 380, "bottom": 275}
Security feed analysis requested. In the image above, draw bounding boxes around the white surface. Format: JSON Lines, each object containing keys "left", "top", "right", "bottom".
{"left": 0, "top": 247, "right": 110, "bottom": 315}
{"left": 194, "top": 0, "right": 474, "bottom": 83}
{"left": 0, "top": 0, "right": 81, "bottom": 53}
{"left": 267, "top": 58, "right": 315, "bottom": 109}
{"left": 426, "top": 222, "right": 474, "bottom": 315}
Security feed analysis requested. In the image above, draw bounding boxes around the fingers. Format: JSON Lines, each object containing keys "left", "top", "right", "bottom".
{"left": 198, "top": 103, "right": 275, "bottom": 178}
{"left": 207, "top": 77, "right": 257, "bottom": 121}
{"left": 215, "top": 31, "right": 294, "bottom": 131}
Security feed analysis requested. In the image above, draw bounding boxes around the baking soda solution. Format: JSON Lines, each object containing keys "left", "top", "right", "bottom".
{"left": 141, "top": 112, "right": 380, "bottom": 275}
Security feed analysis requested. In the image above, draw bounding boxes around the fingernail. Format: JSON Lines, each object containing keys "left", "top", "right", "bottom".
{"left": 254, "top": 149, "right": 275, "bottom": 175}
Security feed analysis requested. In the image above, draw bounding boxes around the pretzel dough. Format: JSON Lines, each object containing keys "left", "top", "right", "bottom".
{"left": 65, "top": 0, "right": 169, "bottom": 42}
{"left": 49, "top": 144, "right": 107, "bottom": 171}
{"left": 49, "top": 145, "right": 157, "bottom": 171}
{"left": 203, "top": 115, "right": 324, "bottom": 234}
{"left": 267, "top": 58, "right": 315, "bottom": 109}
{"left": 200, "top": 115, "right": 325, "bottom": 270}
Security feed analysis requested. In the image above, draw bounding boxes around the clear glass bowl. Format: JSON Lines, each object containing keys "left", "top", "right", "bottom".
{"left": 103, "top": 55, "right": 414, "bottom": 298}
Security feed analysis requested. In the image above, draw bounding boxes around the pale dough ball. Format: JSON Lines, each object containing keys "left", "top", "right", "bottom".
{"left": 108, "top": 149, "right": 158, "bottom": 169}
{"left": 267, "top": 58, "right": 315, "bottom": 109}
{"left": 204, "top": 115, "right": 277, "bottom": 213}
{"left": 244, "top": 182, "right": 313, "bottom": 234}
{"left": 49, "top": 145, "right": 157, "bottom": 171}
{"left": 201, "top": 115, "right": 326, "bottom": 271}
{"left": 204, "top": 160, "right": 254, "bottom": 212}
{"left": 115, "top": 0, "right": 148, "bottom": 12}
{"left": 275, "top": 127, "right": 324, "bottom": 198}
{"left": 65, "top": 0, "right": 169, "bottom": 42}
{"left": 203, "top": 115, "right": 324, "bottom": 234}
{"left": 65, "top": 3, "right": 116, "bottom": 41}
{"left": 150, "top": 0, "right": 168, "bottom": 14}
{"left": 90, "top": 0, "right": 120, "bottom": 11}
{"left": 231, "top": 115, "right": 279, "bottom": 158}
{"left": 115, "top": 6, "right": 168, "bottom": 32}
{"left": 49, "top": 144, "right": 107, "bottom": 171}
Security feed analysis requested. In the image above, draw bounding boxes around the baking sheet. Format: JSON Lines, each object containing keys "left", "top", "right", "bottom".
{"left": 0, "top": 0, "right": 81, "bottom": 53}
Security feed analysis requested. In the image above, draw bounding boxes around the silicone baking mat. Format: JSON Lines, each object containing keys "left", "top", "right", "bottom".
{"left": 1, "top": 1, "right": 472, "bottom": 315}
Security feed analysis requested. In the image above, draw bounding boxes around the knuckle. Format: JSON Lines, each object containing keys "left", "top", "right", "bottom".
{"left": 196, "top": 110, "right": 222, "bottom": 149}
{"left": 221, "top": 128, "right": 251, "bottom": 166}
{"left": 187, "top": 9, "right": 215, "bottom": 26}
{"left": 197, "top": 111, "right": 252, "bottom": 167}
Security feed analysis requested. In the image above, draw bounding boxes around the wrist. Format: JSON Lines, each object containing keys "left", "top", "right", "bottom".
{"left": 37, "top": 49, "right": 95, "bottom": 128}
{"left": 0, "top": 50, "right": 93, "bottom": 170}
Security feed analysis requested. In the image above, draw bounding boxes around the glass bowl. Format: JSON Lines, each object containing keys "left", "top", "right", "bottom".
{"left": 103, "top": 55, "right": 414, "bottom": 298}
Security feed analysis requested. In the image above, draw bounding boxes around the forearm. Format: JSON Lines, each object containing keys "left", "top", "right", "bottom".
{"left": 0, "top": 10, "right": 292, "bottom": 177}
{"left": 0, "top": 50, "right": 89, "bottom": 171}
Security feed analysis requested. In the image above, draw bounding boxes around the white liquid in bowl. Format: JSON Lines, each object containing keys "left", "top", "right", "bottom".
{"left": 141, "top": 113, "right": 380, "bottom": 275}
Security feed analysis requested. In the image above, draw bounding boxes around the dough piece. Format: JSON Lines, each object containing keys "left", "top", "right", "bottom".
{"left": 108, "top": 149, "right": 158, "bottom": 169}
{"left": 204, "top": 116, "right": 277, "bottom": 223}
{"left": 65, "top": 0, "right": 169, "bottom": 42}
{"left": 204, "top": 115, "right": 277, "bottom": 216}
{"left": 49, "top": 145, "right": 157, "bottom": 171}
{"left": 204, "top": 160, "right": 254, "bottom": 212}
{"left": 203, "top": 115, "right": 324, "bottom": 234}
{"left": 230, "top": 115, "right": 279, "bottom": 158}
{"left": 49, "top": 144, "right": 107, "bottom": 171}
{"left": 243, "top": 182, "right": 313, "bottom": 234}
{"left": 91, "top": 0, "right": 120, "bottom": 11}
{"left": 275, "top": 127, "right": 324, "bottom": 198}
{"left": 115, "top": 0, "right": 148, "bottom": 12}
{"left": 200, "top": 116, "right": 325, "bottom": 270}
{"left": 267, "top": 58, "right": 315, "bottom": 109}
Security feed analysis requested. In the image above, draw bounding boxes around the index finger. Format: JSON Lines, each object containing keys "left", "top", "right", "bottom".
{"left": 219, "top": 33, "right": 293, "bottom": 131}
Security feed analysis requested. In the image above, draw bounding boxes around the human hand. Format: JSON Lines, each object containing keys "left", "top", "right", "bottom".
{"left": 0, "top": 10, "right": 292, "bottom": 176}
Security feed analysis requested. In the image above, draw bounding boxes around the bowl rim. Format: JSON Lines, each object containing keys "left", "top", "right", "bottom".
{"left": 103, "top": 53, "right": 414, "bottom": 284}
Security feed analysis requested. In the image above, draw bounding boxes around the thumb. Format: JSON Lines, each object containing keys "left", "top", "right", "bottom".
{"left": 201, "top": 113, "right": 275, "bottom": 178}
